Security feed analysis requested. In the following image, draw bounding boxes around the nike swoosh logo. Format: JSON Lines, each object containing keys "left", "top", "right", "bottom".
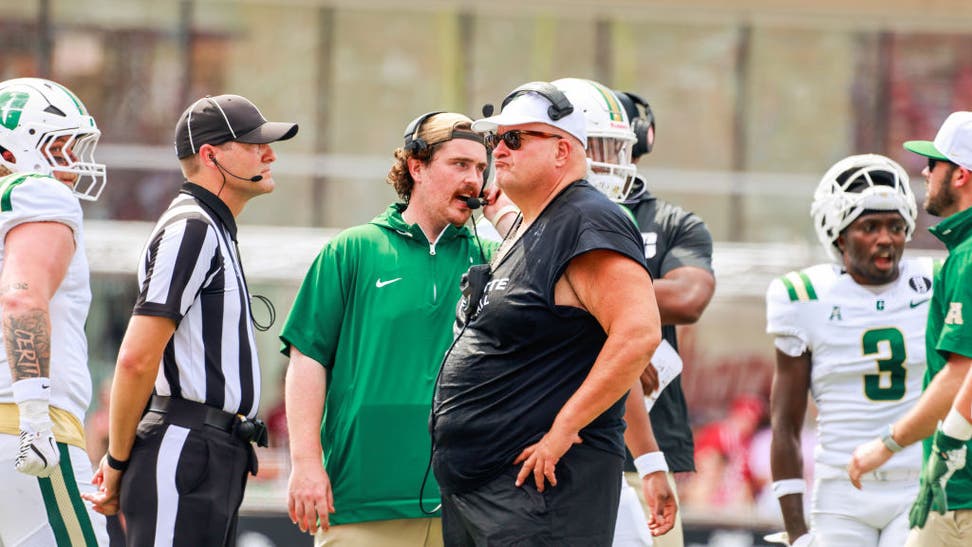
{"left": 376, "top": 277, "right": 403, "bottom": 288}
{"left": 41, "top": 383, "right": 50, "bottom": 389}
{"left": 910, "top": 298, "right": 930, "bottom": 308}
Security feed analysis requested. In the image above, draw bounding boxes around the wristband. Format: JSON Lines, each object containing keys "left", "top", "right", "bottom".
{"left": 881, "top": 424, "right": 905, "bottom": 453}
{"left": 106, "top": 453, "right": 129, "bottom": 472}
{"left": 633, "top": 451, "right": 669, "bottom": 478}
{"left": 772, "top": 478, "right": 805, "bottom": 499}
{"left": 16, "top": 399, "right": 52, "bottom": 430}
{"left": 942, "top": 408, "right": 972, "bottom": 441}
{"left": 488, "top": 205, "right": 520, "bottom": 224}
{"left": 12, "top": 377, "right": 52, "bottom": 404}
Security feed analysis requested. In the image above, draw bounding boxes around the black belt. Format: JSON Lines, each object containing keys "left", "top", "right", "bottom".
{"left": 147, "top": 395, "right": 268, "bottom": 447}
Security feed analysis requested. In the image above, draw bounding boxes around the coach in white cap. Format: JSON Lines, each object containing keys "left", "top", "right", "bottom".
{"left": 430, "top": 81, "right": 661, "bottom": 545}
{"left": 849, "top": 111, "right": 972, "bottom": 546}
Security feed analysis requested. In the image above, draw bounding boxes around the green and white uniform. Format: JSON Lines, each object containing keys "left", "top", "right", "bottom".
{"left": 926, "top": 207, "right": 972, "bottom": 512}
{"left": 0, "top": 173, "right": 107, "bottom": 546}
{"left": 767, "top": 259, "right": 932, "bottom": 474}
{"left": 280, "top": 203, "right": 495, "bottom": 525}
{"left": 767, "top": 258, "right": 934, "bottom": 546}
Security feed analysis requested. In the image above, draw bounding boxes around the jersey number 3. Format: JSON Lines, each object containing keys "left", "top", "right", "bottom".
{"left": 862, "top": 327, "right": 907, "bottom": 401}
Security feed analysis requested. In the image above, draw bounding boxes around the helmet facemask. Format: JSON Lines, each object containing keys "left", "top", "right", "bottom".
{"left": 35, "top": 128, "right": 106, "bottom": 200}
{"left": 586, "top": 134, "right": 637, "bottom": 202}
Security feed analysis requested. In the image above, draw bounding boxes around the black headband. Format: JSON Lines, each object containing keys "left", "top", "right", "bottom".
{"left": 446, "top": 130, "right": 485, "bottom": 146}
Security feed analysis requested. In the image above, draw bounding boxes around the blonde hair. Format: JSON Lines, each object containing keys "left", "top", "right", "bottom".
{"left": 386, "top": 112, "right": 480, "bottom": 203}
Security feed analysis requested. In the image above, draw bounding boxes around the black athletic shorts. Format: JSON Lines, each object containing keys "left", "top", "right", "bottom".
{"left": 440, "top": 443, "right": 623, "bottom": 546}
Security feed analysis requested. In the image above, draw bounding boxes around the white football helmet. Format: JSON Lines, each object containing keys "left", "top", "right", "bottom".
{"left": 552, "top": 77, "right": 637, "bottom": 202}
{"left": 0, "top": 77, "right": 106, "bottom": 200}
{"left": 811, "top": 154, "right": 916, "bottom": 263}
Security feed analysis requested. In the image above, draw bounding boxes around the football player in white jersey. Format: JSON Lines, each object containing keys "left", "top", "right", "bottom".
{"left": 0, "top": 78, "right": 108, "bottom": 546}
{"left": 766, "top": 154, "right": 931, "bottom": 547}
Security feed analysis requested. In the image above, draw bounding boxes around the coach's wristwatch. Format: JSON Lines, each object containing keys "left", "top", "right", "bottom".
{"left": 881, "top": 424, "right": 905, "bottom": 453}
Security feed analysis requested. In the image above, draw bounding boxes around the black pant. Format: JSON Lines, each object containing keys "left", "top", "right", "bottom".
{"left": 120, "top": 411, "right": 251, "bottom": 546}
{"left": 441, "top": 444, "right": 623, "bottom": 546}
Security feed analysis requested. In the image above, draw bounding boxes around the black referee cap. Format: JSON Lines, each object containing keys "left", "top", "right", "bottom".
{"left": 174, "top": 94, "right": 298, "bottom": 159}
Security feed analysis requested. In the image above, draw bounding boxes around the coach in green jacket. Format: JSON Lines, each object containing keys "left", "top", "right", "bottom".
{"left": 279, "top": 112, "right": 514, "bottom": 546}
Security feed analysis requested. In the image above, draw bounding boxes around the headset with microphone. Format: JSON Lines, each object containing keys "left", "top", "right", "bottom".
{"left": 462, "top": 105, "right": 493, "bottom": 210}
{"left": 500, "top": 81, "right": 574, "bottom": 121}
{"left": 403, "top": 110, "right": 445, "bottom": 156}
{"left": 615, "top": 90, "right": 655, "bottom": 158}
{"left": 465, "top": 84, "right": 572, "bottom": 208}
{"left": 210, "top": 154, "right": 263, "bottom": 182}
{"left": 403, "top": 111, "right": 491, "bottom": 210}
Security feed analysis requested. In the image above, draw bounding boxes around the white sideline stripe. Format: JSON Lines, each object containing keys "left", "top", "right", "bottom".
{"left": 155, "top": 425, "right": 190, "bottom": 546}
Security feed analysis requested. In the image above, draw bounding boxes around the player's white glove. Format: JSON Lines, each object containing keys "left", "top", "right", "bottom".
{"left": 14, "top": 399, "right": 59, "bottom": 477}
{"left": 16, "top": 424, "right": 59, "bottom": 477}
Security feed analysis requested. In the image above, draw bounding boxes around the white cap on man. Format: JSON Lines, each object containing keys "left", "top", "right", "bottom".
{"left": 904, "top": 111, "right": 972, "bottom": 171}
{"left": 472, "top": 85, "right": 587, "bottom": 148}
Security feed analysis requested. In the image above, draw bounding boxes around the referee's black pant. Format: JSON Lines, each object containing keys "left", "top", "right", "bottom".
{"left": 120, "top": 408, "right": 253, "bottom": 546}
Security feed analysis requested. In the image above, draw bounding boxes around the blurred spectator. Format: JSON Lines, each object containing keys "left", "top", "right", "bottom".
{"left": 682, "top": 395, "right": 766, "bottom": 509}
{"left": 748, "top": 424, "right": 816, "bottom": 522}
{"left": 252, "top": 370, "right": 291, "bottom": 484}
{"left": 85, "top": 377, "right": 113, "bottom": 466}
{"left": 263, "top": 370, "right": 289, "bottom": 450}
{"left": 83, "top": 377, "right": 126, "bottom": 546}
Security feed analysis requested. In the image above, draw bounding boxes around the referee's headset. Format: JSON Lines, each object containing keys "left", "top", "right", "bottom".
{"left": 230, "top": 240, "right": 276, "bottom": 332}
{"left": 190, "top": 152, "right": 277, "bottom": 332}
{"left": 420, "top": 84, "right": 575, "bottom": 514}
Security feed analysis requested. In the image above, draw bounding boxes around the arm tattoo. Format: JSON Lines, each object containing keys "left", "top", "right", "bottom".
{"left": 3, "top": 309, "right": 51, "bottom": 380}
{"left": 0, "top": 282, "right": 30, "bottom": 297}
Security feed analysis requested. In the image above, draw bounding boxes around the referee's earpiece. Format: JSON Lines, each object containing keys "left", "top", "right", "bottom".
{"left": 403, "top": 111, "right": 444, "bottom": 155}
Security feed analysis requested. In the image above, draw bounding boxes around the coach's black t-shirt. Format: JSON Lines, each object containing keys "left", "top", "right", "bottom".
{"left": 432, "top": 180, "right": 649, "bottom": 495}
{"left": 623, "top": 178, "right": 714, "bottom": 473}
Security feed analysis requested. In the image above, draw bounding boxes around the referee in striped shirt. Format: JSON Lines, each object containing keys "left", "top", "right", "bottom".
{"left": 83, "top": 94, "right": 297, "bottom": 546}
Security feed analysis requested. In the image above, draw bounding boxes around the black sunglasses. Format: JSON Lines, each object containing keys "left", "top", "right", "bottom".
{"left": 485, "top": 129, "right": 562, "bottom": 150}
{"left": 928, "top": 157, "right": 956, "bottom": 171}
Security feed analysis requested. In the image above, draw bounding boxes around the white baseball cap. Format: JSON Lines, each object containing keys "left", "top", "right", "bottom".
{"left": 472, "top": 90, "right": 587, "bottom": 148}
{"left": 904, "top": 111, "right": 972, "bottom": 171}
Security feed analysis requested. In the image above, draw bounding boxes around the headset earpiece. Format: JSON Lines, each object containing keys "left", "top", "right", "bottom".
{"left": 616, "top": 91, "right": 655, "bottom": 158}
{"left": 501, "top": 82, "right": 574, "bottom": 121}
{"left": 636, "top": 101, "right": 655, "bottom": 156}
{"left": 403, "top": 111, "right": 444, "bottom": 155}
{"left": 631, "top": 118, "right": 651, "bottom": 157}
